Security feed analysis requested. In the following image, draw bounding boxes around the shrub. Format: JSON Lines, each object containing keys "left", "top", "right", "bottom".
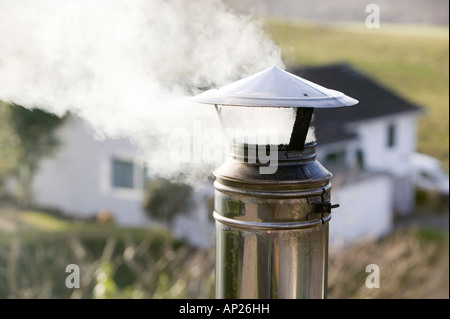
{"left": 143, "top": 178, "right": 193, "bottom": 226}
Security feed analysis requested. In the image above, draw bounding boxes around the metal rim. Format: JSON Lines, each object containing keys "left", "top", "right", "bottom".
{"left": 213, "top": 211, "right": 331, "bottom": 230}
{"left": 214, "top": 180, "right": 332, "bottom": 198}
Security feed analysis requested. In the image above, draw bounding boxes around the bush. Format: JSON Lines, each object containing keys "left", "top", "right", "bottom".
{"left": 143, "top": 178, "right": 193, "bottom": 226}
{"left": 0, "top": 229, "right": 215, "bottom": 299}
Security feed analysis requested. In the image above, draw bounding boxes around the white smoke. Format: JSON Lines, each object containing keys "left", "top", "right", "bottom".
{"left": 0, "top": 0, "right": 284, "bottom": 181}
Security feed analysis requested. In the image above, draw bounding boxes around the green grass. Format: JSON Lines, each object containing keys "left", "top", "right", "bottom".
{"left": 263, "top": 20, "right": 449, "bottom": 172}
{"left": 17, "top": 211, "right": 73, "bottom": 231}
{"left": 0, "top": 207, "right": 174, "bottom": 243}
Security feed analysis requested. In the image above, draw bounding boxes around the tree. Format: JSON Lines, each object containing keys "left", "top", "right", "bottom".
{"left": 0, "top": 102, "right": 21, "bottom": 176}
{"left": 7, "top": 103, "right": 65, "bottom": 206}
{"left": 143, "top": 177, "right": 193, "bottom": 227}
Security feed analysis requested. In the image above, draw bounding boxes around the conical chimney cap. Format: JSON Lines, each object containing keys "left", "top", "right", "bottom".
{"left": 192, "top": 66, "right": 358, "bottom": 108}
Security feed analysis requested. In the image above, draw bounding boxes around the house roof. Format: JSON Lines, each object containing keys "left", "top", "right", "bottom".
{"left": 289, "top": 64, "right": 423, "bottom": 145}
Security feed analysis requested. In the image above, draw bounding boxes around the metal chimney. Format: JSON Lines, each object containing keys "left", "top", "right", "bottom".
{"left": 192, "top": 66, "right": 358, "bottom": 299}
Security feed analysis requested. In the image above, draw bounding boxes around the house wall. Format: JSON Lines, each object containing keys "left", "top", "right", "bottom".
{"left": 352, "top": 113, "right": 418, "bottom": 214}
{"left": 329, "top": 172, "right": 394, "bottom": 248}
{"left": 317, "top": 113, "right": 419, "bottom": 215}
{"left": 31, "top": 116, "right": 150, "bottom": 225}
{"left": 352, "top": 113, "right": 418, "bottom": 177}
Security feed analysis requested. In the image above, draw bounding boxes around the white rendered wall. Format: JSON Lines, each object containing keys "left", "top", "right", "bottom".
{"left": 330, "top": 173, "right": 394, "bottom": 248}
{"left": 32, "top": 116, "right": 149, "bottom": 225}
{"left": 353, "top": 114, "right": 418, "bottom": 214}
{"left": 352, "top": 114, "right": 418, "bottom": 177}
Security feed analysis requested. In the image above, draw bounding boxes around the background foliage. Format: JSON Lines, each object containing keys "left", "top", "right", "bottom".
{"left": 0, "top": 101, "right": 65, "bottom": 206}
{"left": 143, "top": 177, "right": 194, "bottom": 226}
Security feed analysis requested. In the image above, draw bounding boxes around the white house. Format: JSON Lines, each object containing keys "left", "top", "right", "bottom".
{"left": 293, "top": 64, "right": 423, "bottom": 246}
{"left": 29, "top": 63, "right": 423, "bottom": 247}
{"left": 31, "top": 116, "right": 150, "bottom": 226}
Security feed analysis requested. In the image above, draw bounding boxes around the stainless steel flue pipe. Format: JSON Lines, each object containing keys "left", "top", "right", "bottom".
{"left": 213, "top": 143, "right": 332, "bottom": 298}
{"left": 192, "top": 66, "right": 358, "bottom": 299}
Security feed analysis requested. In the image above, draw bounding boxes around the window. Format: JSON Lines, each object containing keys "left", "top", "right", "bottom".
{"left": 387, "top": 124, "right": 396, "bottom": 148}
{"left": 112, "top": 158, "right": 135, "bottom": 189}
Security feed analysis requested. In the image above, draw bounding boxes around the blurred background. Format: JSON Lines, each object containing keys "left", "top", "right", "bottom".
{"left": 0, "top": 0, "right": 448, "bottom": 298}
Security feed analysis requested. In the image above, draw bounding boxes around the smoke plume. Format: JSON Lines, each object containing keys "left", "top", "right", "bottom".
{"left": 0, "top": 0, "right": 284, "bottom": 182}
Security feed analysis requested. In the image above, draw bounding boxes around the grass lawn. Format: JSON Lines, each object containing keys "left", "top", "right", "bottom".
{"left": 263, "top": 20, "right": 449, "bottom": 172}
{"left": 0, "top": 206, "right": 169, "bottom": 241}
